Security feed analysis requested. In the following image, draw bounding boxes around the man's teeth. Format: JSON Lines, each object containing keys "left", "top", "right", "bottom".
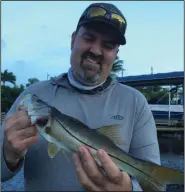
{"left": 86, "top": 57, "right": 97, "bottom": 64}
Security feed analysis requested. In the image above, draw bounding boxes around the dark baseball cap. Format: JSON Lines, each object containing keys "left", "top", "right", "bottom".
{"left": 76, "top": 3, "right": 127, "bottom": 45}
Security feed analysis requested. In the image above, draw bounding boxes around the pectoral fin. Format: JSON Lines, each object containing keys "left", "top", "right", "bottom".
{"left": 97, "top": 124, "right": 125, "bottom": 146}
{"left": 48, "top": 142, "right": 60, "bottom": 158}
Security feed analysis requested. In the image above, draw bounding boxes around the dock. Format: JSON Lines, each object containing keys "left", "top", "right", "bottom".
{"left": 157, "top": 127, "right": 184, "bottom": 132}
{"left": 117, "top": 71, "right": 184, "bottom": 135}
{"left": 157, "top": 126, "right": 184, "bottom": 139}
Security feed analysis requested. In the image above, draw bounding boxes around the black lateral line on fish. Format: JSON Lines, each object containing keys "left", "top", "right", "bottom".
{"left": 56, "top": 118, "right": 163, "bottom": 188}
{"left": 30, "top": 96, "right": 165, "bottom": 188}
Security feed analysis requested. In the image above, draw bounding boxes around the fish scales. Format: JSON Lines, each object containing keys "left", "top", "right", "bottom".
{"left": 17, "top": 93, "right": 184, "bottom": 191}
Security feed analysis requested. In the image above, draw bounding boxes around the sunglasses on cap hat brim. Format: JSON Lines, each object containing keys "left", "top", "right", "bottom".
{"left": 78, "top": 6, "right": 126, "bottom": 45}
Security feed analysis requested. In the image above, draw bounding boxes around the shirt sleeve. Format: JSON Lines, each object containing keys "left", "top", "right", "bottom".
{"left": 129, "top": 91, "right": 161, "bottom": 191}
{"left": 1, "top": 90, "right": 27, "bottom": 182}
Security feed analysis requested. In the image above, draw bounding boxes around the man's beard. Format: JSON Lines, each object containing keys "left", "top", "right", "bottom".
{"left": 80, "top": 63, "right": 101, "bottom": 83}
{"left": 77, "top": 52, "right": 103, "bottom": 85}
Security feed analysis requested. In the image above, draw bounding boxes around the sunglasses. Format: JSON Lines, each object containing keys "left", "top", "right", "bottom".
{"left": 80, "top": 6, "right": 126, "bottom": 32}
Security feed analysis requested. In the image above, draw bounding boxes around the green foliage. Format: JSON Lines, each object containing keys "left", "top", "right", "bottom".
{"left": 26, "top": 78, "right": 40, "bottom": 87}
{"left": 1, "top": 70, "right": 40, "bottom": 113}
{"left": 1, "top": 69, "right": 16, "bottom": 85}
{"left": 110, "top": 56, "right": 125, "bottom": 79}
{"left": 137, "top": 86, "right": 174, "bottom": 104}
{"left": 1, "top": 85, "right": 25, "bottom": 112}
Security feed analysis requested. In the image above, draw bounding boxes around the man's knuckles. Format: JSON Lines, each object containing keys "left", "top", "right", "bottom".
{"left": 19, "top": 126, "right": 38, "bottom": 139}
{"left": 7, "top": 110, "right": 28, "bottom": 121}
{"left": 89, "top": 172, "right": 103, "bottom": 183}
{"left": 6, "top": 116, "right": 31, "bottom": 132}
{"left": 80, "top": 177, "right": 90, "bottom": 188}
{"left": 15, "top": 110, "right": 28, "bottom": 117}
{"left": 111, "top": 172, "right": 123, "bottom": 184}
{"left": 12, "top": 141, "right": 24, "bottom": 151}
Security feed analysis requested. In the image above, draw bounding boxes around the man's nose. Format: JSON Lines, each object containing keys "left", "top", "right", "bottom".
{"left": 90, "top": 42, "right": 102, "bottom": 56}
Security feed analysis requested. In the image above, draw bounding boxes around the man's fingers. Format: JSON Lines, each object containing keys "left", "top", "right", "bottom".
{"left": 97, "top": 149, "right": 123, "bottom": 184}
{"left": 79, "top": 146, "right": 106, "bottom": 186}
{"left": 6, "top": 115, "right": 31, "bottom": 132}
{"left": 4, "top": 109, "right": 39, "bottom": 164}
{"left": 6, "top": 126, "right": 37, "bottom": 145}
{"left": 72, "top": 153, "right": 100, "bottom": 191}
{"left": 12, "top": 135, "right": 39, "bottom": 153}
{"left": 17, "top": 126, "right": 38, "bottom": 140}
{"left": 19, "top": 135, "right": 39, "bottom": 150}
{"left": 7, "top": 110, "right": 28, "bottom": 122}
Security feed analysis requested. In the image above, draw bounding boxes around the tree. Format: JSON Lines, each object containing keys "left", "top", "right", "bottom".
{"left": 1, "top": 74, "right": 40, "bottom": 113}
{"left": 137, "top": 86, "right": 169, "bottom": 104}
{"left": 1, "top": 69, "right": 16, "bottom": 86}
{"left": 110, "top": 56, "right": 125, "bottom": 79}
{"left": 26, "top": 78, "right": 40, "bottom": 87}
{"left": 1, "top": 84, "right": 24, "bottom": 112}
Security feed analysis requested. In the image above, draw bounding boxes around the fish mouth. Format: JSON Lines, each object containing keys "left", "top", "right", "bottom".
{"left": 36, "top": 116, "right": 49, "bottom": 128}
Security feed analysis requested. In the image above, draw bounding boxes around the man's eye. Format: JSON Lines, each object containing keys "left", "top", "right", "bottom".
{"left": 83, "top": 34, "right": 93, "bottom": 41}
{"left": 104, "top": 42, "right": 115, "bottom": 49}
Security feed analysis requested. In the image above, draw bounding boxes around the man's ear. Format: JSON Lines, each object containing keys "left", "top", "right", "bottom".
{"left": 71, "top": 31, "right": 76, "bottom": 50}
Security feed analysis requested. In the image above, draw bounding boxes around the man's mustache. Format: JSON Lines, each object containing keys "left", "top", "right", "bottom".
{"left": 82, "top": 52, "right": 103, "bottom": 64}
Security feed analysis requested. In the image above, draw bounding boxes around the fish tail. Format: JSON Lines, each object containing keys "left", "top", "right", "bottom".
{"left": 137, "top": 162, "right": 184, "bottom": 191}
{"left": 116, "top": 154, "right": 183, "bottom": 191}
{"left": 150, "top": 163, "right": 184, "bottom": 184}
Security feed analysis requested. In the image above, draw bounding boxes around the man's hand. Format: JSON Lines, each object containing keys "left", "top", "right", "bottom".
{"left": 72, "top": 146, "right": 132, "bottom": 191}
{"left": 3, "top": 109, "right": 38, "bottom": 169}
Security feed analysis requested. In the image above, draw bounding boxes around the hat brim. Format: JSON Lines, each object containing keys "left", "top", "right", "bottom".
{"left": 78, "top": 18, "right": 126, "bottom": 45}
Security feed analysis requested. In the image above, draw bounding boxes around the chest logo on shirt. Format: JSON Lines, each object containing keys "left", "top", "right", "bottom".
{"left": 110, "top": 115, "right": 124, "bottom": 120}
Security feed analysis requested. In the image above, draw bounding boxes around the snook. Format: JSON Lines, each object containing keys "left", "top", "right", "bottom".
{"left": 17, "top": 94, "right": 184, "bottom": 191}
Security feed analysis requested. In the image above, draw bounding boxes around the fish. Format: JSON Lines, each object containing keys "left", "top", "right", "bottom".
{"left": 17, "top": 93, "right": 184, "bottom": 191}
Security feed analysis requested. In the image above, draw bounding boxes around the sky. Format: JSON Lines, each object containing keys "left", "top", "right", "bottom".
{"left": 1, "top": 1, "right": 184, "bottom": 85}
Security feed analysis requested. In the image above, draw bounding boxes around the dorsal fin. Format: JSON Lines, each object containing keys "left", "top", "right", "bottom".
{"left": 97, "top": 124, "right": 125, "bottom": 146}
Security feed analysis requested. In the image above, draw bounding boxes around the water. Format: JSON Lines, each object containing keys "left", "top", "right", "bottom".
{"left": 2, "top": 136, "right": 184, "bottom": 191}
{"left": 158, "top": 135, "right": 184, "bottom": 192}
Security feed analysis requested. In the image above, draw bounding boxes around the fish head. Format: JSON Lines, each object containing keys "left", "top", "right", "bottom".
{"left": 17, "top": 94, "right": 52, "bottom": 131}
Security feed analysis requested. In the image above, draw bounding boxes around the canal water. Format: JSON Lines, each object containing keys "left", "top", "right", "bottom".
{"left": 2, "top": 136, "right": 184, "bottom": 191}
{"left": 158, "top": 134, "right": 184, "bottom": 192}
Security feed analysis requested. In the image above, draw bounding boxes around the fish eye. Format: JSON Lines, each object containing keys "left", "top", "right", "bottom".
{"left": 36, "top": 116, "right": 49, "bottom": 127}
{"left": 45, "top": 126, "right": 51, "bottom": 134}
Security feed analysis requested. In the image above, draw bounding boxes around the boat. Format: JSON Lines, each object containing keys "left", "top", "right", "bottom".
{"left": 117, "top": 71, "right": 184, "bottom": 127}
{"left": 149, "top": 87, "right": 184, "bottom": 126}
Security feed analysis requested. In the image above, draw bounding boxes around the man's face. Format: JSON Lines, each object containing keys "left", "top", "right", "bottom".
{"left": 70, "top": 22, "right": 119, "bottom": 86}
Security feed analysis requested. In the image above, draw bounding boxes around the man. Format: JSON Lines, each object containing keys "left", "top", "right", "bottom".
{"left": 1, "top": 2, "right": 160, "bottom": 191}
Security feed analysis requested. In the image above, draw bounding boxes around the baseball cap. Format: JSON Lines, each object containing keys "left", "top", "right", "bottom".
{"left": 76, "top": 3, "right": 127, "bottom": 45}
